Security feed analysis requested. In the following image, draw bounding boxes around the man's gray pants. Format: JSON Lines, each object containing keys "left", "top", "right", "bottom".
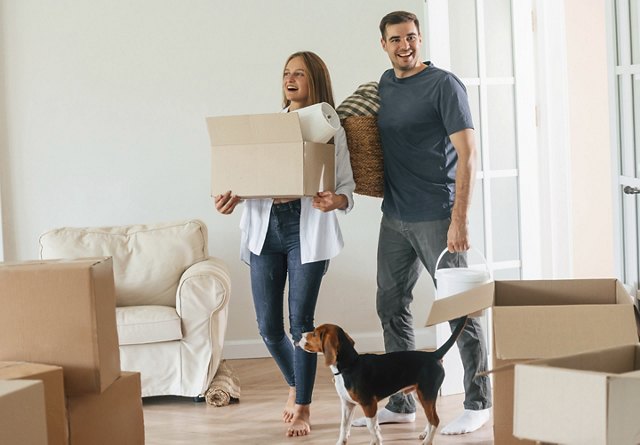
{"left": 376, "top": 214, "right": 492, "bottom": 413}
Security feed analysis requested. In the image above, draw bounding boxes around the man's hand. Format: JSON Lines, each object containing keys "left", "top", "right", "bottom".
{"left": 214, "top": 191, "right": 242, "bottom": 215}
{"left": 447, "top": 218, "right": 470, "bottom": 252}
{"left": 312, "top": 191, "right": 347, "bottom": 212}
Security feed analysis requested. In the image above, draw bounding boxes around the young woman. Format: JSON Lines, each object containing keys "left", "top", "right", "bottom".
{"left": 214, "top": 51, "right": 355, "bottom": 437}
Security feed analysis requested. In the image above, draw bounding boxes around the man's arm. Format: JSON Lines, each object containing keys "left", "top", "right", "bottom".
{"left": 448, "top": 128, "right": 477, "bottom": 252}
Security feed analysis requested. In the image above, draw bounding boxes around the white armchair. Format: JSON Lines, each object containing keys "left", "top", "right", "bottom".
{"left": 39, "top": 219, "right": 231, "bottom": 398}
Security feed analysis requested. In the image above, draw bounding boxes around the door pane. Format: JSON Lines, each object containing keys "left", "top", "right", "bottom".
{"left": 467, "top": 85, "right": 484, "bottom": 169}
{"left": 449, "top": 0, "right": 479, "bottom": 77}
{"left": 485, "top": 0, "right": 514, "bottom": 77}
{"left": 491, "top": 177, "right": 521, "bottom": 261}
{"left": 634, "top": 74, "right": 640, "bottom": 176}
{"left": 493, "top": 268, "right": 521, "bottom": 280}
{"left": 632, "top": 0, "right": 640, "bottom": 64}
{"left": 469, "top": 178, "right": 486, "bottom": 256}
{"left": 487, "top": 85, "right": 517, "bottom": 170}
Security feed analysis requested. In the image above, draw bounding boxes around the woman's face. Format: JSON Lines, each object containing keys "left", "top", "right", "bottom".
{"left": 283, "top": 56, "right": 310, "bottom": 110}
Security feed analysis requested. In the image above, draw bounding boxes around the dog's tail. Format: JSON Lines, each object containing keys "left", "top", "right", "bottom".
{"left": 432, "top": 315, "right": 468, "bottom": 360}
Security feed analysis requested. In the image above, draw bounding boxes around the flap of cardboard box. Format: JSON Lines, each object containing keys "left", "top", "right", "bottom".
{"left": 207, "top": 113, "right": 303, "bottom": 146}
{"left": 493, "top": 278, "right": 628, "bottom": 306}
{"left": 493, "top": 305, "right": 638, "bottom": 360}
{"left": 425, "top": 281, "right": 494, "bottom": 326}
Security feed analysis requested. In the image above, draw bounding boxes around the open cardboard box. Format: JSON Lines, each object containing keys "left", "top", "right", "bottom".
{"left": 207, "top": 112, "right": 335, "bottom": 198}
{"left": 425, "top": 278, "right": 639, "bottom": 444}
{"left": 514, "top": 344, "right": 640, "bottom": 444}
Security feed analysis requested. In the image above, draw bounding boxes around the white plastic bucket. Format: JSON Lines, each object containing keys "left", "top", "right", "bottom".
{"left": 434, "top": 247, "right": 491, "bottom": 299}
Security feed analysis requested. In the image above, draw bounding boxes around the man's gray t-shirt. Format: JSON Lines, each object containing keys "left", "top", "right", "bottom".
{"left": 378, "top": 62, "right": 474, "bottom": 222}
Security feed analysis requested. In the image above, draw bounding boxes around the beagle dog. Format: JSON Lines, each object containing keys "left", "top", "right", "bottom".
{"left": 299, "top": 316, "right": 468, "bottom": 445}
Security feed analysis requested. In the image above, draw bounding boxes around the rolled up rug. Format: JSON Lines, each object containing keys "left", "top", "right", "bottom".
{"left": 205, "top": 360, "right": 241, "bottom": 407}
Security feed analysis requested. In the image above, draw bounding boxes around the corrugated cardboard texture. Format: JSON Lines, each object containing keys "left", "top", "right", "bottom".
{"left": 514, "top": 345, "right": 640, "bottom": 444}
{"left": 0, "top": 379, "right": 48, "bottom": 445}
{"left": 425, "top": 278, "right": 638, "bottom": 443}
{"left": 493, "top": 304, "right": 638, "bottom": 360}
{"left": 492, "top": 358, "right": 536, "bottom": 445}
{"left": 485, "top": 279, "right": 636, "bottom": 444}
{"left": 207, "top": 113, "right": 302, "bottom": 146}
{"left": 208, "top": 113, "right": 335, "bottom": 198}
{"left": 0, "top": 361, "right": 68, "bottom": 445}
{"left": 493, "top": 278, "right": 622, "bottom": 306}
{"left": 425, "top": 281, "right": 494, "bottom": 326}
{"left": 0, "top": 258, "right": 121, "bottom": 395}
{"left": 515, "top": 365, "right": 608, "bottom": 443}
{"left": 67, "top": 372, "right": 144, "bottom": 445}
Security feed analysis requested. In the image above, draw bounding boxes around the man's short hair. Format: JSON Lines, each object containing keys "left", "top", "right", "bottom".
{"left": 379, "top": 11, "right": 420, "bottom": 39}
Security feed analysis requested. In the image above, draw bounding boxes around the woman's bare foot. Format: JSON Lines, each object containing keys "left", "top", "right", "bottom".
{"left": 286, "top": 404, "right": 311, "bottom": 437}
{"left": 282, "top": 387, "right": 296, "bottom": 423}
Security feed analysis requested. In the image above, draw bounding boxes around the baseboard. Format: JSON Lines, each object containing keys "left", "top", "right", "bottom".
{"left": 222, "top": 326, "right": 436, "bottom": 360}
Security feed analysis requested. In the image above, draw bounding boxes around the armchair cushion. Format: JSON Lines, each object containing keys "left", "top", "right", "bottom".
{"left": 39, "top": 221, "right": 208, "bottom": 307}
{"left": 116, "top": 306, "right": 182, "bottom": 345}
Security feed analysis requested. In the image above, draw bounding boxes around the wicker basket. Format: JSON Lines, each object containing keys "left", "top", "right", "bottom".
{"left": 342, "top": 116, "right": 384, "bottom": 198}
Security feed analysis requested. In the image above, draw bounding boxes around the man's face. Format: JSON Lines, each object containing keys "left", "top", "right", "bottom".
{"left": 380, "top": 21, "right": 422, "bottom": 76}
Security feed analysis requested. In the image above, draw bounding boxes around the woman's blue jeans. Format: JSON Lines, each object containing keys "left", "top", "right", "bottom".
{"left": 250, "top": 199, "right": 327, "bottom": 405}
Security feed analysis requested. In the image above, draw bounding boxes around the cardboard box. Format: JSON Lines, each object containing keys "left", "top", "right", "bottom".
{"left": 67, "top": 371, "right": 144, "bottom": 445}
{"left": 426, "top": 278, "right": 639, "bottom": 444}
{"left": 0, "top": 379, "right": 48, "bottom": 445}
{"left": 207, "top": 112, "right": 335, "bottom": 198}
{"left": 0, "top": 362, "right": 68, "bottom": 445}
{"left": 514, "top": 344, "right": 640, "bottom": 444}
{"left": 0, "top": 258, "right": 121, "bottom": 395}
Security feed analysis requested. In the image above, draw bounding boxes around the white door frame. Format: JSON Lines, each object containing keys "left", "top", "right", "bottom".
{"left": 425, "top": 0, "right": 539, "bottom": 395}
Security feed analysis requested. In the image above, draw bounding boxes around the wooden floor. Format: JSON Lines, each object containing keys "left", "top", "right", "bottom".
{"left": 143, "top": 357, "right": 494, "bottom": 445}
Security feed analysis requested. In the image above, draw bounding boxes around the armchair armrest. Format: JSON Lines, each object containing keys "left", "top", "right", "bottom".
{"left": 177, "top": 257, "right": 231, "bottom": 320}
{"left": 175, "top": 257, "right": 232, "bottom": 395}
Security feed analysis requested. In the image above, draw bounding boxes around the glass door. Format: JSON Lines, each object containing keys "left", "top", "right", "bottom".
{"left": 610, "top": 0, "right": 640, "bottom": 298}
{"left": 425, "top": 0, "right": 537, "bottom": 395}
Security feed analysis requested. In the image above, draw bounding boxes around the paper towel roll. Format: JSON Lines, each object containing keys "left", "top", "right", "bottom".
{"left": 292, "top": 102, "right": 340, "bottom": 143}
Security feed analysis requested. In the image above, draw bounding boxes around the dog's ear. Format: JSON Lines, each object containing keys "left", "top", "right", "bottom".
{"left": 321, "top": 327, "right": 339, "bottom": 366}
{"left": 341, "top": 329, "right": 355, "bottom": 347}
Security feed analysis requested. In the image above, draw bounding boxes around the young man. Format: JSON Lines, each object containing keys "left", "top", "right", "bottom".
{"left": 352, "top": 10, "right": 492, "bottom": 435}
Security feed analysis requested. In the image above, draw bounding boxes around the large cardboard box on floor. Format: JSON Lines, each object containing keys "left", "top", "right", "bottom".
{"left": 207, "top": 112, "right": 335, "bottom": 198}
{"left": 0, "top": 257, "right": 121, "bottom": 395}
{"left": 67, "top": 371, "right": 144, "bottom": 445}
{"left": 0, "top": 379, "right": 48, "bottom": 445}
{"left": 513, "top": 344, "right": 640, "bottom": 444}
{"left": 425, "top": 278, "right": 639, "bottom": 444}
{"left": 0, "top": 362, "right": 68, "bottom": 445}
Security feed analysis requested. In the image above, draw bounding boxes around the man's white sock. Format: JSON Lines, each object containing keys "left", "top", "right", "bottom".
{"left": 351, "top": 408, "right": 415, "bottom": 427}
{"left": 440, "top": 408, "right": 490, "bottom": 435}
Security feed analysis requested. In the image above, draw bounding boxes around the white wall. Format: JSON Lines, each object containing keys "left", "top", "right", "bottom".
{"left": 563, "top": 0, "right": 615, "bottom": 277}
{"left": 0, "top": 0, "right": 437, "bottom": 357}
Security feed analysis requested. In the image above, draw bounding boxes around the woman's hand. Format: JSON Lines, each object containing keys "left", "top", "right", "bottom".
{"left": 215, "top": 191, "right": 242, "bottom": 215}
{"left": 312, "top": 191, "right": 347, "bottom": 212}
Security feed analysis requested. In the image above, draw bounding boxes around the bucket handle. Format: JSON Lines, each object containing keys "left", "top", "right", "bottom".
{"left": 435, "top": 247, "right": 492, "bottom": 279}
